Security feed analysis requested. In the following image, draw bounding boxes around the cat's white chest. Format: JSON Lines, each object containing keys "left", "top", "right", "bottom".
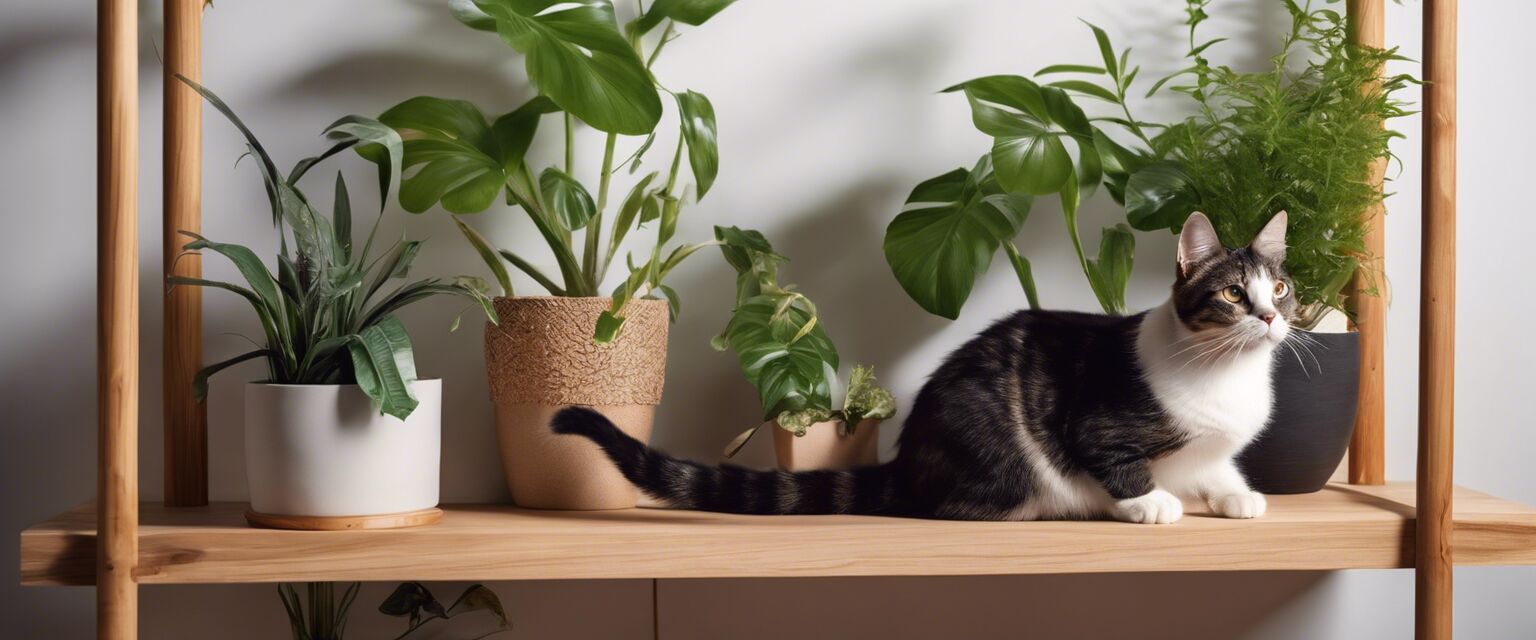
{"left": 1136, "top": 304, "right": 1276, "bottom": 443}
{"left": 1156, "top": 359, "right": 1274, "bottom": 441}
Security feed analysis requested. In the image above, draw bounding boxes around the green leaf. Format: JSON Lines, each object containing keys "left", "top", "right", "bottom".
{"left": 674, "top": 90, "right": 719, "bottom": 199}
{"left": 608, "top": 171, "right": 658, "bottom": 260}
{"left": 332, "top": 173, "right": 353, "bottom": 261}
{"left": 347, "top": 315, "right": 420, "bottom": 420}
{"left": 452, "top": 216, "right": 513, "bottom": 296}
{"left": 593, "top": 309, "right": 627, "bottom": 343}
{"left": 1145, "top": 65, "right": 1198, "bottom": 98}
{"left": 321, "top": 115, "right": 404, "bottom": 209}
{"left": 539, "top": 167, "right": 597, "bottom": 230}
{"left": 449, "top": 0, "right": 496, "bottom": 31}
{"left": 1083, "top": 20, "right": 1118, "bottom": 78}
{"left": 649, "top": 284, "right": 682, "bottom": 321}
{"left": 379, "top": 582, "right": 444, "bottom": 619}
{"left": 1086, "top": 224, "right": 1136, "bottom": 315}
{"left": 722, "top": 425, "right": 759, "bottom": 458}
{"left": 499, "top": 249, "right": 567, "bottom": 296}
{"left": 1125, "top": 161, "right": 1197, "bottom": 231}
{"left": 949, "top": 77, "right": 1088, "bottom": 196}
{"left": 177, "top": 232, "right": 285, "bottom": 322}
{"left": 631, "top": 0, "right": 737, "bottom": 36}
{"left": 842, "top": 364, "right": 895, "bottom": 425}
{"left": 650, "top": 0, "right": 736, "bottom": 25}
{"left": 192, "top": 349, "right": 273, "bottom": 401}
{"left": 725, "top": 295, "right": 838, "bottom": 420}
{"left": 473, "top": 0, "right": 662, "bottom": 135}
{"left": 883, "top": 164, "right": 1032, "bottom": 319}
{"left": 1047, "top": 79, "right": 1119, "bottom": 102}
{"left": 378, "top": 96, "right": 556, "bottom": 214}
{"left": 444, "top": 584, "right": 511, "bottom": 631}
{"left": 175, "top": 76, "right": 284, "bottom": 219}
{"left": 1035, "top": 64, "right": 1106, "bottom": 76}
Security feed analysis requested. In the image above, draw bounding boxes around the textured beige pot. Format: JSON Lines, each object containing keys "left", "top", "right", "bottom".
{"left": 772, "top": 419, "right": 880, "bottom": 471}
{"left": 485, "top": 297, "right": 668, "bottom": 510}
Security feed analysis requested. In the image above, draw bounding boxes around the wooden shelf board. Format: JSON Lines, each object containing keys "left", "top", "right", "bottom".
{"left": 21, "top": 482, "right": 1536, "bottom": 586}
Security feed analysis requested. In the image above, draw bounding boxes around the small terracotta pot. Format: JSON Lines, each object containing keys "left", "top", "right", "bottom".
{"left": 771, "top": 419, "right": 880, "bottom": 471}
{"left": 484, "top": 296, "right": 668, "bottom": 510}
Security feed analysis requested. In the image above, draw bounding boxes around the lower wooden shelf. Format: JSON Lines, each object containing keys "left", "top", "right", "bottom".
{"left": 20, "top": 482, "right": 1536, "bottom": 586}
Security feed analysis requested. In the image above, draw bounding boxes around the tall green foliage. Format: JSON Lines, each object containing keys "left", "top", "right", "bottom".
{"left": 366, "top": 0, "right": 738, "bottom": 342}
{"left": 175, "top": 79, "right": 494, "bottom": 419}
{"left": 885, "top": 0, "right": 1412, "bottom": 327}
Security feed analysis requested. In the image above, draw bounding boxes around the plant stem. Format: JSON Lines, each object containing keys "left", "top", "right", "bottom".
{"left": 510, "top": 166, "right": 588, "bottom": 295}
{"left": 662, "top": 131, "right": 684, "bottom": 197}
{"left": 647, "top": 132, "right": 686, "bottom": 288}
{"left": 564, "top": 112, "right": 575, "bottom": 174}
{"left": 1002, "top": 242, "right": 1041, "bottom": 309}
{"left": 645, "top": 21, "right": 675, "bottom": 70}
{"left": 584, "top": 133, "right": 618, "bottom": 289}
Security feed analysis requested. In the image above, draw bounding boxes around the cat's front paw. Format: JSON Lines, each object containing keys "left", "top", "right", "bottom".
{"left": 1210, "top": 491, "right": 1267, "bottom": 519}
{"left": 1113, "top": 489, "right": 1183, "bottom": 524}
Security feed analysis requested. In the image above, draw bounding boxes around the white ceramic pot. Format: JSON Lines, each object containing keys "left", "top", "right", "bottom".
{"left": 244, "top": 380, "right": 441, "bottom": 517}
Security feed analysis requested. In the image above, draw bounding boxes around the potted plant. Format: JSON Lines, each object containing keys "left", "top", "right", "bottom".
{"left": 357, "top": 0, "right": 740, "bottom": 509}
{"left": 277, "top": 581, "right": 509, "bottom": 639}
{"left": 713, "top": 227, "right": 896, "bottom": 470}
{"left": 883, "top": 0, "right": 1411, "bottom": 493}
{"left": 176, "top": 80, "right": 494, "bottom": 529}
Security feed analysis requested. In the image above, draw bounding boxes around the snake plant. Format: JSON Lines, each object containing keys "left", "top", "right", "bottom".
{"left": 173, "top": 78, "right": 494, "bottom": 420}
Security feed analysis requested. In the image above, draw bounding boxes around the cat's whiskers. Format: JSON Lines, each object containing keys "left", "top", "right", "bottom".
{"left": 1176, "top": 331, "right": 1246, "bottom": 372}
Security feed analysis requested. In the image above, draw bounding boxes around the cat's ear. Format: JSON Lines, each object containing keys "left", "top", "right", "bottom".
{"left": 1177, "top": 212, "right": 1223, "bottom": 277}
{"left": 1251, "top": 210, "right": 1288, "bottom": 260}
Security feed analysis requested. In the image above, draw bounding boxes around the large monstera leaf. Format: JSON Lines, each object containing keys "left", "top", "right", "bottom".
{"left": 883, "top": 158, "right": 1033, "bottom": 319}
{"left": 378, "top": 96, "right": 556, "bottom": 214}
{"left": 947, "top": 75, "right": 1096, "bottom": 197}
{"left": 723, "top": 295, "right": 839, "bottom": 421}
{"left": 469, "top": 0, "right": 662, "bottom": 135}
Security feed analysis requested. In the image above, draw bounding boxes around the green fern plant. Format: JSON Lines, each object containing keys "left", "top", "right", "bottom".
{"left": 174, "top": 78, "right": 494, "bottom": 419}
{"left": 885, "top": 0, "right": 1413, "bottom": 329}
{"left": 1049, "top": 0, "right": 1415, "bottom": 327}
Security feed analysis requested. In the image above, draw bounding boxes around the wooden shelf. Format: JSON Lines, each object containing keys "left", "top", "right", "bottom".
{"left": 21, "top": 482, "right": 1536, "bottom": 586}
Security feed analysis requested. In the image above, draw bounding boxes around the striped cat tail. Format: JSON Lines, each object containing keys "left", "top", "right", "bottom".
{"left": 551, "top": 407, "right": 897, "bottom": 515}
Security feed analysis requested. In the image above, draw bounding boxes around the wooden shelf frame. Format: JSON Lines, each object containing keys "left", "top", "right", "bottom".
{"left": 22, "top": 484, "right": 1536, "bottom": 586}
{"left": 61, "top": 0, "right": 1472, "bottom": 638}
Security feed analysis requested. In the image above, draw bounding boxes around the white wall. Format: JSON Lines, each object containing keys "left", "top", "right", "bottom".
{"left": 4, "top": 0, "right": 1533, "bottom": 637}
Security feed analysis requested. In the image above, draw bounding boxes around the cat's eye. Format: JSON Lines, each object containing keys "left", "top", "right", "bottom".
{"left": 1274, "top": 281, "right": 1290, "bottom": 298}
{"left": 1220, "top": 286, "right": 1245, "bottom": 303}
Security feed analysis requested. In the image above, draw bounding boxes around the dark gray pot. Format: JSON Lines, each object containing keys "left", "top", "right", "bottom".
{"left": 1237, "top": 331, "right": 1361, "bottom": 494}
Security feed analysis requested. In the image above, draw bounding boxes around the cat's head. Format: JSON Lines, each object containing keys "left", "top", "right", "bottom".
{"left": 1170, "top": 211, "right": 1297, "bottom": 348}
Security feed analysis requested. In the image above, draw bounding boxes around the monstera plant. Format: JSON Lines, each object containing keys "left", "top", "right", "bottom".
{"left": 712, "top": 226, "right": 896, "bottom": 457}
{"left": 884, "top": 75, "right": 1136, "bottom": 319}
{"left": 886, "top": 0, "right": 1411, "bottom": 328}
{"left": 364, "top": 0, "right": 735, "bottom": 341}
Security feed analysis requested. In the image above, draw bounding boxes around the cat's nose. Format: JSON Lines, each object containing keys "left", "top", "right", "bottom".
{"left": 1259, "top": 313, "right": 1275, "bottom": 325}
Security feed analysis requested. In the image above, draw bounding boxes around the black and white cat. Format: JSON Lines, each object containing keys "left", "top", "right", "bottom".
{"left": 554, "top": 211, "right": 1297, "bottom": 524}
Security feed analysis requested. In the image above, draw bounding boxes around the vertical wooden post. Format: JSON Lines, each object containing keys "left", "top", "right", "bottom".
{"left": 98, "top": 0, "right": 139, "bottom": 636}
{"left": 1346, "top": 0, "right": 1387, "bottom": 486}
{"left": 1417, "top": 0, "right": 1456, "bottom": 637}
{"left": 163, "top": 0, "right": 207, "bottom": 507}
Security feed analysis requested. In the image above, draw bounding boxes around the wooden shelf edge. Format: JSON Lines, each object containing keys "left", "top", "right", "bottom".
{"left": 21, "top": 482, "right": 1536, "bottom": 586}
